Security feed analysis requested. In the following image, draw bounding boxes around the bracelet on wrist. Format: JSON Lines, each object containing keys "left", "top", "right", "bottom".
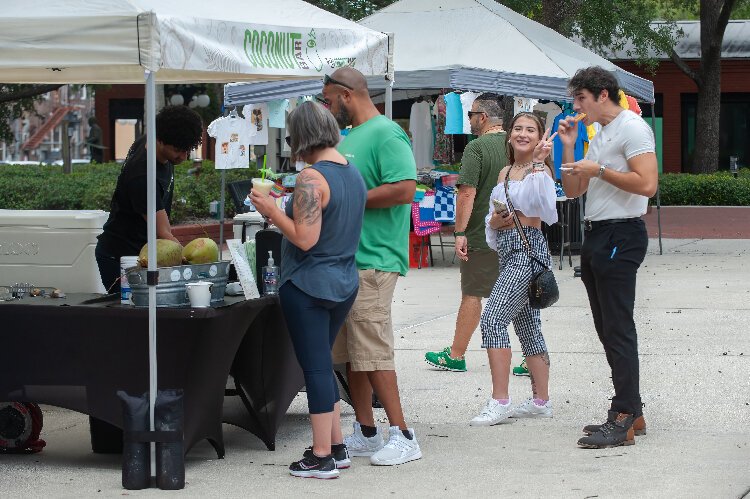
{"left": 597, "top": 164, "right": 606, "bottom": 178}
{"left": 454, "top": 231, "right": 466, "bottom": 237}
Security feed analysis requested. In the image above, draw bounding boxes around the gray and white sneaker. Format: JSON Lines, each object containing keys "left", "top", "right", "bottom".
{"left": 370, "top": 426, "right": 422, "bottom": 466}
{"left": 343, "top": 421, "right": 384, "bottom": 457}
{"left": 511, "top": 398, "right": 553, "bottom": 418}
{"left": 470, "top": 398, "right": 514, "bottom": 426}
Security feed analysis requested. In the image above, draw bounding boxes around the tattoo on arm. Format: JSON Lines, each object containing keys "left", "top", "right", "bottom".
{"left": 521, "top": 167, "right": 534, "bottom": 180}
{"left": 293, "top": 173, "right": 322, "bottom": 226}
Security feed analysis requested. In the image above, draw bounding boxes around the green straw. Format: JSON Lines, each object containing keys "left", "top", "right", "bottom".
{"left": 261, "top": 155, "right": 267, "bottom": 181}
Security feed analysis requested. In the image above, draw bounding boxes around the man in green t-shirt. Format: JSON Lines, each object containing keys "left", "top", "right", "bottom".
{"left": 425, "top": 94, "right": 507, "bottom": 372}
{"left": 324, "top": 68, "right": 421, "bottom": 466}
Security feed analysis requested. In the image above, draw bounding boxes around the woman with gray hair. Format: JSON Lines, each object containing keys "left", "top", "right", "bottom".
{"left": 251, "top": 100, "right": 367, "bottom": 479}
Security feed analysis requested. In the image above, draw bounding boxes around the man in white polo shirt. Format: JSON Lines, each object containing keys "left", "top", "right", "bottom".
{"left": 557, "top": 66, "right": 658, "bottom": 449}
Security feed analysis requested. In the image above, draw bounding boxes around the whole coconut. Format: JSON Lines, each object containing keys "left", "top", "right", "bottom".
{"left": 138, "top": 239, "right": 184, "bottom": 267}
{"left": 182, "top": 237, "right": 219, "bottom": 264}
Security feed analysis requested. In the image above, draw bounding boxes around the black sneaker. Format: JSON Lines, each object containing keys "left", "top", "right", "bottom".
{"left": 289, "top": 452, "right": 339, "bottom": 479}
{"left": 304, "top": 444, "right": 351, "bottom": 469}
{"left": 578, "top": 411, "right": 635, "bottom": 449}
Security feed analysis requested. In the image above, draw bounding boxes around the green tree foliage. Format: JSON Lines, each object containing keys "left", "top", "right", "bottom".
{"left": 305, "top": 0, "right": 397, "bottom": 20}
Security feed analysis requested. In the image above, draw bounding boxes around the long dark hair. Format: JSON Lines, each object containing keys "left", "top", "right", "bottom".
{"left": 505, "top": 112, "right": 553, "bottom": 170}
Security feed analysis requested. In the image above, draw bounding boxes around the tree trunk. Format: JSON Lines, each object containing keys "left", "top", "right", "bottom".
{"left": 690, "top": 59, "right": 721, "bottom": 173}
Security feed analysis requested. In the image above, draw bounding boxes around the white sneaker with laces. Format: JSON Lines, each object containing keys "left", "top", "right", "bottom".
{"left": 343, "top": 421, "right": 384, "bottom": 457}
{"left": 470, "top": 398, "right": 514, "bottom": 426}
{"left": 370, "top": 426, "right": 422, "bottom": 466}
{"left": 511, "top": 398, "right": 553, "bottom": 418}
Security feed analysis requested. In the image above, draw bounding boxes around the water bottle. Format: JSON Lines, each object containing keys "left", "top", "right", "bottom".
{"left": 120, "top": 256, "right": 139, "bottom": 304}
{"left": 262, "top": 251, "right": 279, "bottom": 295}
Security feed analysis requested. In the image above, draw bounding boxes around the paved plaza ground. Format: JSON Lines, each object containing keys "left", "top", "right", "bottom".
{"left": 1, "top": 211, "right": 749, "bottom": 497}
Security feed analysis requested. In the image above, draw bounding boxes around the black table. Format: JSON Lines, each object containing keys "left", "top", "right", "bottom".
{"left": 0, "top": 293, "right": 303, "bottom": 456}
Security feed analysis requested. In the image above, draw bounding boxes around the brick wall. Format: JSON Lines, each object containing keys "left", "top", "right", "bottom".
{"left": 616, "top": 60, "right": 750, "bottom": 173}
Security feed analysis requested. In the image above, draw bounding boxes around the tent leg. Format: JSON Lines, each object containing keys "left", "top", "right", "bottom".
{"left": 648, "top": 103, "right": 662, "bottom": 255}
{"left": 145, "top": 70, "right": 158, "bottom": 478}
{"left": 219, "top": 170, "right": 226, "bottom": 260}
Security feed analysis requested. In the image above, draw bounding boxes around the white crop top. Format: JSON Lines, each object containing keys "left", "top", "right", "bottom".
{"left": 484, "top": 171, "right": 558, "bottom": 250}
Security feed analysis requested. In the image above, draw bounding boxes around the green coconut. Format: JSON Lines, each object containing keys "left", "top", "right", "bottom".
{"left": 182, "top": 237, "right": 219, "bottom": 264}
{"left": 137, "top": 239, "right": 184, "bottom": 268}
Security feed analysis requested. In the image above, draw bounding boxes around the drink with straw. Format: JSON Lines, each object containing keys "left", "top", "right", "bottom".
{"left": 252, "top": 155, "right": 274, "bottom": 195}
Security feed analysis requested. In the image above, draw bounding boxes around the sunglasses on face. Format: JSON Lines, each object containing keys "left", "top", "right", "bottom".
{"left": 467, "top": 111, "right": 486, "bottom": 119}
{"left": 323, "top": 74, "right": 354, "bottom": 90}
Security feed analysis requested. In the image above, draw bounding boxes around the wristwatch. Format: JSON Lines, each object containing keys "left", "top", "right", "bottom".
{"left": 597, "top": 164, "right": 606, "bottom": 178}
{"left": 454, "top": 231, "right": 466, "bottom": 237}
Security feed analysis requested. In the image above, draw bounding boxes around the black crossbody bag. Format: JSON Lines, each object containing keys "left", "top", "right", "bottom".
{"left": 503, "top": 169, "right": 559, "bottom": 309}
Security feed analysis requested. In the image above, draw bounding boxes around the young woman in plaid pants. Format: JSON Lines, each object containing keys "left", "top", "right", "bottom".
{"left": 470, "top": 112, "right": 560, "bottom": 427}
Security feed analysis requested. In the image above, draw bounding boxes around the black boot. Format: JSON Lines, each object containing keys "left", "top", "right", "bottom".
{"left": 117, "top": 391, "right": 150, "bottom": 490}
{"left": 578, "top": 411, "right": 635, "bottom": 448}
{"left": 155, "top": 389, "right": 185, "bottom": 490}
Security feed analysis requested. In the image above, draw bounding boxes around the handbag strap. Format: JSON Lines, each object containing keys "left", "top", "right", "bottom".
{"left": 503, "top": 168, "right": 551, "bottom": 271}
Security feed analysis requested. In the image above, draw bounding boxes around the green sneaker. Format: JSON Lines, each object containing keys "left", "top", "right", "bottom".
{"left": 425, "top": 347, "right": 467, "bottom": 372}
{"left": 512, "top": 358, "right": 530, "bottom": 377}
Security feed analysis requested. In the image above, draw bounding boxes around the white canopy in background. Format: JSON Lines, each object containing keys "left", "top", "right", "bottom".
{"left": 0, "top": 0, "right": 389, "bottom": 468}
{"left": 0, "top": 0, "right": 389, "bottom": 84}
{"left": 224, "top": 0, "right": 655, "bottom": 106}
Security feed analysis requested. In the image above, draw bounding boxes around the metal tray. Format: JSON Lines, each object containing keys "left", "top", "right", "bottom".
{"left": 126, "top": 261, "right": 230, "bottom": 307}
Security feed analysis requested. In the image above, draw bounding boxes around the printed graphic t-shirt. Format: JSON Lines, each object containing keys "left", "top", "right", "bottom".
{"left": 207, "top": 116, "right": 255, "bottom": 169}
{"left": 338, "top": 115, "right": 417, "bottom": 276}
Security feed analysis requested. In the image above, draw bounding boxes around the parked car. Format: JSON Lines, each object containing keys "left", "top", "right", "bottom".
{"left": 50, "top": 159, "right": 92, "bottom": 166}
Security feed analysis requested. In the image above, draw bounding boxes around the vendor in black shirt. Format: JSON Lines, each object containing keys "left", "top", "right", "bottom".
{"left": 96, "top": 106, "right": 203, "bottom": 294}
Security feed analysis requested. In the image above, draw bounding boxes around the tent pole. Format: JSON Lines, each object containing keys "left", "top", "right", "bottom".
{"left": 648, "top": 102, "right": 662, "bottom": 255}
{"left": 385, "top": 32, "right": 394, "bottom": 120}
{"left": 145, "top": 70, "right": 158, "bottom": 477}
{"left": 219, "top": 169, "right": 226, "bottom": 260}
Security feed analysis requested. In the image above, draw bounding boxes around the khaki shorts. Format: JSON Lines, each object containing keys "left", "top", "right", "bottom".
{"left": 332, "top": 269, "right": 398, "bottom": 371}
{"left": 460, "top": 248, "right": 500, "bottom": 298}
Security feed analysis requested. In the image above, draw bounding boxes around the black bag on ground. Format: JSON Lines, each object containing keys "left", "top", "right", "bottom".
{"left": 117, "top": 391, "right": 150, "bottom": 490}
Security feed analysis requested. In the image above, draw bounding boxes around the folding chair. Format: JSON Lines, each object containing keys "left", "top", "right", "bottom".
{"left": 411, "top": 202, "right": 442, "bottom": 269}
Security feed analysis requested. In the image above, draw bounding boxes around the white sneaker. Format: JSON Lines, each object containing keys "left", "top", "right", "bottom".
{"left": 470, "top": 398, "right": 514, "bottom": 426}
{"left": 370, "top": 426, "right": 422, "bottom": 466}
{"left": 511, "top": 398, "right": 553, "bottom": 418}
{"left": 343, "top": 421, "right": 384, "bottom": 457}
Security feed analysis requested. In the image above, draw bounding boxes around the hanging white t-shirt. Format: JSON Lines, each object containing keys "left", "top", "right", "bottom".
{"left": 207, "top": 116, "right": 255, "bottom": 169}
{"left": 460, "top": 92, "right": 481, "bottom": 134}
{"left": 409, "top": 100, "right": 434, "bottom": 168}
{"left": 514, "top": 97, "right": 539, "bottom": 115}
{"left": 243, "top": 103, "right": 269, "bottom": 145}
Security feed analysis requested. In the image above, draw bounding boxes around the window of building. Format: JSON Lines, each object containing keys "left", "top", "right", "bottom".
{"left": 681, "top": 93, "right": 750, "bottom": 172}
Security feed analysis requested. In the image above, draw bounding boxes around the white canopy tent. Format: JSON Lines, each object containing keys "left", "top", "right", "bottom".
{"left": 224, "top": 0, "right": 655, "bottom": 104}
{"left": 0, "top": 0, "right": 389, "bottom": 471}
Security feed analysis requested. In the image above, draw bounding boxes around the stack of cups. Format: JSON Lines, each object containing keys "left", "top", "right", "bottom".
{"left": 120, "top": 256, "right": 139, "bottom": 304}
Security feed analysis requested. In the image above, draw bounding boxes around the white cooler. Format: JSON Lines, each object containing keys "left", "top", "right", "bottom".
{"left": 232, "top": 211, "right": 265, "bottom": 242}
{"left": 0, "top": 210, "right": 108, "bottom": 293}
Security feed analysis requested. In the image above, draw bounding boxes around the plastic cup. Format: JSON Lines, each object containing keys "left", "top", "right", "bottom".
{"left": 186, "top": 281, "right": 212, "bottom": 308}
{"left": 252, "top": 178, "right": 274, "bottom": 196}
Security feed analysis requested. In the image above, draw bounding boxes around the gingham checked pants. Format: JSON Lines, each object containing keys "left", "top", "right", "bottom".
{"left": 480, "top": 226, "right": 551, "bottom": 355}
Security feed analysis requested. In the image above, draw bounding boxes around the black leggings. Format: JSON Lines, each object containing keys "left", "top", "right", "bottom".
{"left": 95, "top": 247, "right": 121, "bottom": 294}
{"left": 279, "top": 282, "right": 357, "bottom": 414}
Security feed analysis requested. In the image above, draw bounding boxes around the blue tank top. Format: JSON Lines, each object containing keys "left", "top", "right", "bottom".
{"left": 280, "top": 160, "right": 367, "bottom": 302}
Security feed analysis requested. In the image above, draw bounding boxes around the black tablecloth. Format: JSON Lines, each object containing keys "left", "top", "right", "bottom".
{"left": 0, "top": 293, "right": 289, "bottom": 456}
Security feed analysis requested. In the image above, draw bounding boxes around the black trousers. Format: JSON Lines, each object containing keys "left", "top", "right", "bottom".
{"left": 580, "top": 219, "right": 648, "bottom": 416}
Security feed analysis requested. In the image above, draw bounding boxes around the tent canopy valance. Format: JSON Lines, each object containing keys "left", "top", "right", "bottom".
{"left": 224, "top": 0, "right": 654, "bottom": 106}
{"left": 0, "top": 0, "right": 390, "bottom": 84}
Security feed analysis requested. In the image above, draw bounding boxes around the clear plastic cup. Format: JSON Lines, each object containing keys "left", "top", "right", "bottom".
{"left": 251, "top": 178, "right": 274, "bottom": 196}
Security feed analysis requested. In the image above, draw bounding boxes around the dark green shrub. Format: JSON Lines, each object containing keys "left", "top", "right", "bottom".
{"left": 656, "top": 168, "right": 750, "bottom": 206}
{"left": 0, "top": 160, "right": 262, "bottom": 223}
